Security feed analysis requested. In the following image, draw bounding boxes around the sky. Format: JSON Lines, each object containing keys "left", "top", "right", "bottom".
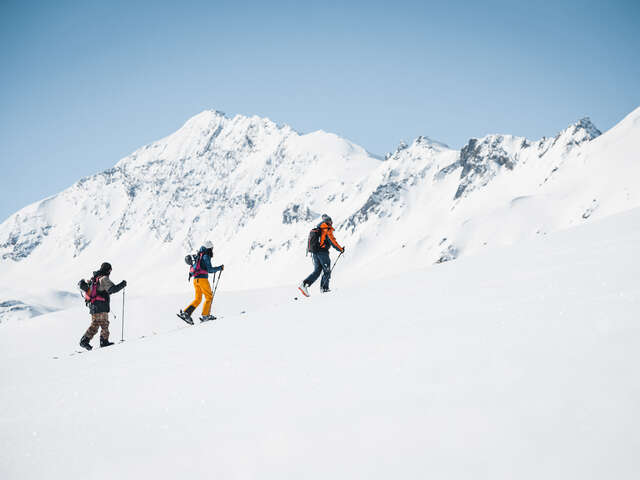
{"left": 0, "top": 0, "right": 638, "bottom": 222}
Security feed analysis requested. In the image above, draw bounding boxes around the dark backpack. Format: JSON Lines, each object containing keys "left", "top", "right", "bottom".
{"left": 186, "top": 251, "right": 207, "bottom": 280}
{"left": 307, "top": 227, "right": 321, "bottom": 253}
{"left": 78, "top": 276, "right": 106, "bottom": 305}
{"left": 78, "top": 278, "right": 89, "bottom": 293}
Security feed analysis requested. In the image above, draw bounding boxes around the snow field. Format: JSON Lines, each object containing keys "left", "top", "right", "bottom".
{"left": 1, "top": 208, "right": 639, "bottom": 479}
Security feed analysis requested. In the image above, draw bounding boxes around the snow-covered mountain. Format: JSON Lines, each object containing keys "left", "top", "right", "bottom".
{"left": 1, "top": 106, "right": 639, "bottom": 322}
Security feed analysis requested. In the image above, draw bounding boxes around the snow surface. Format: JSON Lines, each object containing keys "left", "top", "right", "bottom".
{"left": 1, "top": 106, "right": 639, "bottom": 321}
{"left": 1, "top": 207, "right": 640, "bottom": 479}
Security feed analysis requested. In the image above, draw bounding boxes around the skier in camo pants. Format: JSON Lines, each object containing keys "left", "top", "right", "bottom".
{"left": 79, "top": 262, "right": 126, "bottom": 351}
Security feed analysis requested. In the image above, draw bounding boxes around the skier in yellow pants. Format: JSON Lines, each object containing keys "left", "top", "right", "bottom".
{"left": 178, "top": 240, "right": 224, "bottom": 324}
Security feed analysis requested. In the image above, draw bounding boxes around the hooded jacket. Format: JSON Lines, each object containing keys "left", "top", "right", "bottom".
{"left": 88, "top": 266, "right": 126, "bottom": 314}
{"left": 317, "top": 221, "right": 344, "bottom": 253}
{"left": 193, "top": 246, "right": 223, "bottom": 279}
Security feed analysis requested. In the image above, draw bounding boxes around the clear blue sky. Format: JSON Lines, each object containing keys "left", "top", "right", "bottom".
{"left": 1, "top": 0, "right": 638, "bottom": 222}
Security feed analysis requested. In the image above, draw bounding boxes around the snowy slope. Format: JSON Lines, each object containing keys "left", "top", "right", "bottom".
{"left": 1, "top": 107, "right": 639, "bottom": 321}
{"left": 1, "top": 207, "right": 639, "bottom": 479}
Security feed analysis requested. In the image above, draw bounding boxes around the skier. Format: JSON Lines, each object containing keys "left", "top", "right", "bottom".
{"left": 79, "top": 262, "right": 127, "bottom": 350}
{"left": 299, "top": 214, "right": 344, "bottom": 296}
{"left": 177, "top": 240, "right": 224, "bottom": 325}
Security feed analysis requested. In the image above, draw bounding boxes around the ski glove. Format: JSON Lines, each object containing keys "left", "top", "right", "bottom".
{"left": 108, "top": 280, "right": 127, "bottom": 295}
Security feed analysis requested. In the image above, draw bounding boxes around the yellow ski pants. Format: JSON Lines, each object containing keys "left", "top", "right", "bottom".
{"left": 187, "top": 278, "right": 213, "bottom": 316}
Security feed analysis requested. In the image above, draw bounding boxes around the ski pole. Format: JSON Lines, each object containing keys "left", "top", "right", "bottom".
{"left": 121, "top": 288, "right": 126, "bottom": 342}
{"left": 330, "top": 252, "right": 343, "bottom": 274}
{"left": 212, "top": 269, "right": 223, "bottom": 302}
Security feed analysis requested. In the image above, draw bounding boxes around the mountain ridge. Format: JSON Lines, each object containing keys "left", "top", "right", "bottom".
{"left": 0, "top": 106, "right": 638, "bottom": 322}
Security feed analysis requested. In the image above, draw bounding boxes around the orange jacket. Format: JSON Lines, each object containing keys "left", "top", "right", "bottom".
{"left": 318, "top": 222, "right": 344, "bottom": 252}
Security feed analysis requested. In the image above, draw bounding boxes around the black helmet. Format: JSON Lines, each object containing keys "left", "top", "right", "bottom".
{"left": 321, "top": 214, "right": 333, "bottom": 225}
{"left": 99, "top": 262, "right": 112, "bottom": 274}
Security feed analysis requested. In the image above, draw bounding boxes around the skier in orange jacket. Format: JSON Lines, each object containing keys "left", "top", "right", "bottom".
{"left": 299, "top": 214, "right": 344, "bottom": 296}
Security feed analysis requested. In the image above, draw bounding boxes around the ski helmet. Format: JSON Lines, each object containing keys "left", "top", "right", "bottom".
{"left": 203, "top": 240, "right": 214, "bottom": 250}
{"left": 99, "top": 262, "right": 112, "bottom": 274}
{"left": 321, "top": 214, "right": 333, "bottom": 225}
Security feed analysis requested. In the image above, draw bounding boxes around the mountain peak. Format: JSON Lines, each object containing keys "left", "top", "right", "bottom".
{"left": 385, "top": 135, "right": 450, "bottom": 160}
{"left": 415, "top": 135, "right": 450, "bottom": 150}
{"left": 181, "top": 109, "right": 292, "bottom": 134}
{"left": 183, "top": 109, "right": 229, "bottom": 126}
{"left": 568, "top": 117, "right": 601, "bottom": 141}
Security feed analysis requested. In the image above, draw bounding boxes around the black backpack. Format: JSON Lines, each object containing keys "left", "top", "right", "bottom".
{"left": 78, "top": 278, "right": 89, "bottom": 293}
{"left": 307, "top": 227, "right": 321, "bottom": 253}
{"left": 184, "top": 254, "right": 196, "bottom": 266}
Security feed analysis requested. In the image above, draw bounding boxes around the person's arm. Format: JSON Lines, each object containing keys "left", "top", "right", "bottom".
{"left": 109, "top": 281, "right": 126, "bottom": 294}
{"left": 107, "top": 279, "right": 127, "bottom": 294}
{"left": 99, "top": 276, "right": 115, "bottom": 292}
{"left": 100, "top": 275, "right": 126, "bottom": 294}
{"left": 327, "top": 229, "right": 344, "bottom": 253}
{"left": 204, "top": 255, "right": 224, "bottom": 273}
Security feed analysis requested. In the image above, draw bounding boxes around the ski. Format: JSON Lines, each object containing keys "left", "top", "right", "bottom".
{"left": 177, "top": 312, "right": 194, "bottom": 325}
{"left": 176, "top": 313, "right": 223, "bottom": 325}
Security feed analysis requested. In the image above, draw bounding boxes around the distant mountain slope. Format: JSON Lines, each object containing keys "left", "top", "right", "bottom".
{"left": 0, "top": 106, "right": 638, "bottom": 322}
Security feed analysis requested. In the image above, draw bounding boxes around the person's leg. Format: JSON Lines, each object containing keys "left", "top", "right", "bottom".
{"left": 318, "top": 252, "right": 332, "bottom": 291}
{"left": 201, "top": 279, "right": 213, "bottom": 316}
{"left": 84, "top": 314, "right": 101, "bottom": 340}
{"left": 95, "top": 313, "right": 114, "bottom": 346}
{"left": 97, "top": 313, "right": 110, "bottom": 341}
{"left": 303, "top": 253, "right": 323, "bottom": 286}
{"left": 186, "top": 279, "right": 204, "bottom": 313}
{"left": 80, "top": 316, "right": 98, "bottom": 349}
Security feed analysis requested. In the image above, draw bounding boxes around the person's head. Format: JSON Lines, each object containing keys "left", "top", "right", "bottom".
{"left": 99, "top": 262, "right": 112, "bottom": 275}
{"left": 321, "top": 214, "right": 333, "bottom": 225}
{"left": 202, "top": 240, "right": 214, "bottom": 256}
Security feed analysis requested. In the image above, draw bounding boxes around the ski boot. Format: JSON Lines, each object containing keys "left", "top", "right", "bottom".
{"left": 177, "top": 307, "right": 195, "bottom": 325}
{"left": 79, "top": 336, "right": 93, "bottom": 351}
{"left": 298, "top": 282, "right": 310, "bottom": 297}
{"left": 100, "top": 337, "right": 114, "bottom": 347}
{"left": 200, "top": 315, "right": 216, "bottom": 323}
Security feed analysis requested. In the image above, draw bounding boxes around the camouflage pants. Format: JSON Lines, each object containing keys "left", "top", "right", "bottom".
{"left": 84, "top": 312, "right": 110, "bottom": 340}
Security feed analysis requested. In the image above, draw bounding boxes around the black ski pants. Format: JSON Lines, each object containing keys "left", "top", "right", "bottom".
{"left": 304, "top": 251, "right": 331, "bottom": 290}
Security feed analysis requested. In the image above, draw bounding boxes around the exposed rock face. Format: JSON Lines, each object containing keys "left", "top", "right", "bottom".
{"left": 454, "top": 136, "right": 516, "bottom": 199}
{"left": 282, "top": 204, "right": 317, "bottom": 224}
